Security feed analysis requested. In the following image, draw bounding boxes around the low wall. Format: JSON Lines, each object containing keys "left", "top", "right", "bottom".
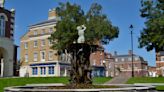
{"left": 4, "top": 83, "right": 156, "bottom": 92}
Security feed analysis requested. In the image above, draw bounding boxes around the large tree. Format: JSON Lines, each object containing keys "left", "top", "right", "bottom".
{"left": 49, "top": 2, "right": 119, "bottom": 85}
{"left": 139, "top": 0, "right": 164, "bottom": 52}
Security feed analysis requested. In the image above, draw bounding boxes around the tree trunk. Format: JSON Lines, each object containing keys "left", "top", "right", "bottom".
{"left": 68, "top": 43, "right": 93, "bottom": 85}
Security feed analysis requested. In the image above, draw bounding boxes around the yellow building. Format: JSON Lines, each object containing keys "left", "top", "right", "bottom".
{"left": 20, "top": 9, "right": 70, "bottom": 77}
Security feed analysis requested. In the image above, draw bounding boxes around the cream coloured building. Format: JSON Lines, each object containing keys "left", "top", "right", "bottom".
{"left": 20, "top": 9, "right": 70, "bottom": 77}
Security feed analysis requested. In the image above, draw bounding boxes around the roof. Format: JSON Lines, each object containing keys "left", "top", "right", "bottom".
{"left": 29, "top": 19, "right": 57, "bottom": 29}
{"left": 113, "top": 54, "right": 147, "bottom": 63}
{"left": 21, "top": 19, "right": 57, "bottom": 39}
{"left": 113, "top": 54, "right": 137, "bottom": 58}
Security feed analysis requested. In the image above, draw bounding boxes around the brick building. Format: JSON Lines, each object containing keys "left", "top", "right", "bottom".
{"left": 106, "top": 50, "right": 148, "bottom": 77}
{"left": 90, "top": 50, "right": 106, "bottom": 77}
{"left": 0, "top": 5, "right": 17, "bottom": 77}
{"left": 156, "top": 51, "right": 164, "bottom": 76}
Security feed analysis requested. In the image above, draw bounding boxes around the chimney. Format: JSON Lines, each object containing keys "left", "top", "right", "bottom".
{"left": 114, "top": 51, "right": 117, "bottom": 56}
{"left": 128, "top": 50, "right": 132, "bottom": 55}
{"left": 48, "top": 8, "right": 56, "bottom": 20}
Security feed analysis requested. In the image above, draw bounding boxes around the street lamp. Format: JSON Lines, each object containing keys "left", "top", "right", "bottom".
{"left": 129, "top": 24, "right": 134, "bottom": 77}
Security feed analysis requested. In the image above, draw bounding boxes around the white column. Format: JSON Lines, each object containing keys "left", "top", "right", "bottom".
{"left": 55, "top": 62, "right": 60, "bottom": 76}
{"left": 64, "top": 67, "right": 67, "bottom": 77}
{"left": 1, "top": 58, "right": 4, "bottom": 77}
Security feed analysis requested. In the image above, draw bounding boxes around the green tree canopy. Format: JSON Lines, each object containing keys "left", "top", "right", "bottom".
{"left": 139, "top": 0, "right": 164, "bottom": 52}
{"left": 49, "top": 2, "right": 119, "bottom": 51}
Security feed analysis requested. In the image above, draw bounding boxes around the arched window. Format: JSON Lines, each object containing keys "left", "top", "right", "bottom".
{"left": 0, "top": 15, "right": 5, "bottom": 37}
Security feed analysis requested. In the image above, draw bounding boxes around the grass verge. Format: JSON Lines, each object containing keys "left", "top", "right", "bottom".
{"left": 0, "top": 77, "right": 111, "bottom": 91}
{"left": 126, "top": 77, "right": 164, "bottom": 91}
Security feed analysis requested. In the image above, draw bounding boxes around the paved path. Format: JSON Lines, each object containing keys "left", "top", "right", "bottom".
{"left": 104, "top": 73, "right": 131, "bottom": 84}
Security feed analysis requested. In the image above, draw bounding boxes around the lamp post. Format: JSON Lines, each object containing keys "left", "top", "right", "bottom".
{"left": 129, "top": 24, "right": 134, "bottom": 77}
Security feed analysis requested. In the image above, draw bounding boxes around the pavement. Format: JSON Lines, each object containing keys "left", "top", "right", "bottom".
{"left": 104, "top": 73, "right": 131, "bottom": 84}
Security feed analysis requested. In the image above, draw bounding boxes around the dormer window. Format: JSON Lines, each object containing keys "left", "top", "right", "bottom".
{"left": 0, "top": 15, "right": 5, "bottom": 37}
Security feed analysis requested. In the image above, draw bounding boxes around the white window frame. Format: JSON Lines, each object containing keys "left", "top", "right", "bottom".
{"left": 48, "top": 51, "right": 53, "bottom": 60}
{"left": 134, "top": 57, "right": 139, "bottom": 61}
{"left": 33, "top": 52, "right": 38, "bottom": 61}
{"left": 24, "top": 42, "right": 28, "bottom": 49}
{"left": 49, "top": 40, "right": 52, "bottom": 46}
{"left": 115, "top": 58, "right": 118, "bottom": 62}
{"left": 93, "top": 60, "right": 96, "bottom": 65}
{"left": 121, "top": 58, "right": 125, "bottom": 61}
{"left": 161, "top": 57, "right": 164, "bottom": 62}
{"left": 49, "top": 28, "right": 53, "bottom": 33}
{"left": 41, "top": 39, "right": 46, "bottom": 46}
{"left": 40, "top": 51, "right": 46, "bottom": 61}
{"left": 34, "top": 40, "right": 38, "bottom": 47}
{"left": 128, "top": 57, "right": 132, "bottom": 61}
{"left": 40, "top": 67, "right": 46, "bottom": 75}
{"left": 25, "top": 54, "right": 28, "bottom": 62}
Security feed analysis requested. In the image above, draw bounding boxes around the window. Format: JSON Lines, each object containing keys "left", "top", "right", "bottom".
{"left": 49, "top": 28, "right": 53, "bottom": 33}
{"left": 121, "top": 58, "right": 125, "bottom": 61}
{"left": 41, "top": 29, "right": 45, "bottom": 35}
{"left": 100, "top": 52, "right": 103, "bottom": 55}
{"left": 25, "top": 54, "right": 28, "bottom": 62}
{"left": 135, "top": 57, "right": 139, "bottom": 61}
{"left": 161, "top": 57, "right": 164, "bottom": 62}
{"left": 40, "top": 51, "right": 45, "bottom": 61}
{"left": 115, "top": 58, "right": 118, "bottom": 62}
{"left": 32, "top": 67, "right": 38, "bottom": 75}
{"left": 34, "top": 40, "right": 38, "bottom": 47}
{"left": 49, "top": 40, "right": 52, "bottom": 46}
{"left": 93, "top": 60, "right": 96, "bottom": 65}
{"left": 40, "top": 67, "right": 46, "bottom": 75}
{"left": 48, "top": 51, "right": 53, "bottom": 60}
{"left": 24, "top": 42, "right": 28, "bottom": 49}
{"left": 48, "top": 66, "right": 54, "bottom": 74}
{"left": 33, "top": 52, "right": 38, "bottom": 61}
{"left": 128, "top": 64, "right": 131, "bottom": 69}
{"left": 33, "top": 30, "right": 37, "bottom": 35}
{"left": 41, "top": 39, "right": 45, "bottom": 46}
{"left": 0, "top": 15, "right": 5, "bottom": 37}
{"left": 128, "top": 57, "right": 132, "bottom": 61}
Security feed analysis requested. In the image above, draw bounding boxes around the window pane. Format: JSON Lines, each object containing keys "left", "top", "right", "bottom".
{"left": 34, "top": 40, "right": 37, "bottom": 47}
{"left": 49, "top": 51, "right": 53, "bottom": 60}
{"left": 34, "top": 52, "right": 38, "bottom": 61}
{"left": 25, "top": 54, "right": 28, "bottom": 62}
{"left": 32, "top": 67, "right": 38, "bottom": 75}
{"left": 24, "top": 42, "right": 28, "bottom": 49}
{"left": 41, "top": 40, "right": 45, "bottom": 46}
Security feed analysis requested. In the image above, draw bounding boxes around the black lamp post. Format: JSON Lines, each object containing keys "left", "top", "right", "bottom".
{"left": 129, "top": 24, "right": 134, "bottom": 77}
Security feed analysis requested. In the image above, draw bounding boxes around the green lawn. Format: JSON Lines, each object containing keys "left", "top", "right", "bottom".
{"left": 0, "top": 77, "right": 111, "bottom": 91}
{"left": 126, "top": 77, "right": 164, "bottom": 91}
{"left": 92, "top": 77, "right": 112, "bottom": 84}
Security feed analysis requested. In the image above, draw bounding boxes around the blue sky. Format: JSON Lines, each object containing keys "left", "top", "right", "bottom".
{"left": 5, "top": 0, "right": 155, "bottom": 66}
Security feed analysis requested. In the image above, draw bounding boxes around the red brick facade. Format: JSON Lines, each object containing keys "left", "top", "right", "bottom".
{"left": 0, "top": 7, "right": 15, "bottom": 39}
{"left": 156, "top": 51, "right": 164, "bottom": 76}
{"left": 106, "top": 51, "right": 148, "bottom": 77}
